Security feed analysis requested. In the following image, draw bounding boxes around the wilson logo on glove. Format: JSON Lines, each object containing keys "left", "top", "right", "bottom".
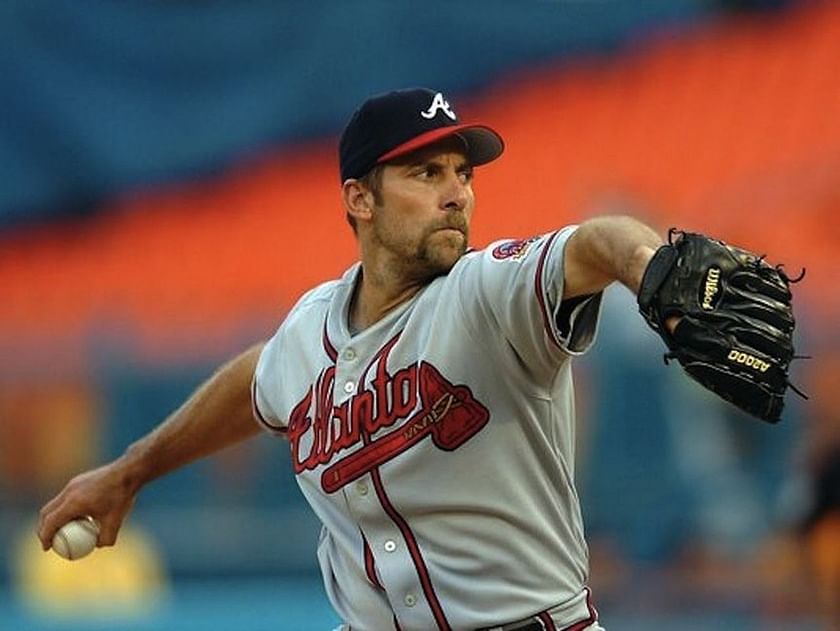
{"left": 701, "top": 266, "right": 721, "bottom": 310}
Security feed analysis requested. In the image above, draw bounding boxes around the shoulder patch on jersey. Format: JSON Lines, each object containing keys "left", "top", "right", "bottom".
{"left": 491, "top": 236, "right": 540, "bottom": 261}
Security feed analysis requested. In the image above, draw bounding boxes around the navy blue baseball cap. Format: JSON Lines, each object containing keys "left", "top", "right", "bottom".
{"left": 339, "top": 88, "right": 505, "bottom": 182}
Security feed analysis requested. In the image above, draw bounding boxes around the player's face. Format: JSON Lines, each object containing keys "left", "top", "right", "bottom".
{"left": 371, "top": 139, "right": 475, "bottom": 279}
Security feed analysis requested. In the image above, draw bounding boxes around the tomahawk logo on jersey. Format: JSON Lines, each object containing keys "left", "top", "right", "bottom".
{"left": 284, "top": 335, "right": 491, "bottom": 493}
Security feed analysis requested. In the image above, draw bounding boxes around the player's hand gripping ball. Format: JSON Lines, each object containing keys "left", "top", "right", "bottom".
{"left": 638, "top": 230, "right": 806, "bottom": 422}
{"left": 52, "top": 517, "right": 100, "bottom": 560}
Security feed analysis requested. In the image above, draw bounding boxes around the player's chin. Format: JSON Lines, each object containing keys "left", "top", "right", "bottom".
{"left": 425, "top": 232, "right": 467, "bottom": 270}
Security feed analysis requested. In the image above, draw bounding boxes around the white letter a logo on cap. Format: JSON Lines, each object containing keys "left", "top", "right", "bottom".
{"left": 420, "top": 92, "right": 456, "bottom": 121}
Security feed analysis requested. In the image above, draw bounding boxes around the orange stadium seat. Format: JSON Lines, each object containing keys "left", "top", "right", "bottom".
{"left": 1, "top": 1, "right": 837, "bottom": 362}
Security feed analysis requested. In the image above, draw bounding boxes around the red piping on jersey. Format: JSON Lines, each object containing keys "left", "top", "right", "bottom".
{"left": 370, "top": 467, "right": 451, "bottom": 630}
{"left": 534, "top": 230, "right": 563, "bottom": 350}
{"left": 538, "top": 610, "right": 558, "bottom": 630}
{"left": 361, "top": 533, "right": 385, "bottom": 591}
{"left": 322, "top": 316, "right": 338, "bottom": 361}
{"left": 561, "top": 587, "right": 597, "bottom": 631}
{"left": 355, "top": 332, "right": 452, "bottom": 631}
{"left": 250, "top": 378, "right": 287, "bottom": 434}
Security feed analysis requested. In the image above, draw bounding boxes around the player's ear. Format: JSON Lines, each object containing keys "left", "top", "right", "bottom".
{"left": 342, "top": 179, "right": 374, "bottom": 225}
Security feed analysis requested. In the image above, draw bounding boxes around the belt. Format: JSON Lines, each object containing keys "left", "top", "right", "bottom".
{"left": 480, "top": 611, "right": 563, "bottom": 631}
{"left": 499, "top": 619, "right": 549, "bottom": 631}
{"left": 482, "top": 586, "right": 599, "bottom": 631}
{"left": 495, "top": 613, "right": 592, "bottom": 631}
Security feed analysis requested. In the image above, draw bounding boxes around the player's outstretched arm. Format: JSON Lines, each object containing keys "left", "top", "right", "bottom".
{"left": 37, "top": 343, "right": 265, "bottom": 551}
{"left": 562, "top": 215, "right": 663, "bottom": 299}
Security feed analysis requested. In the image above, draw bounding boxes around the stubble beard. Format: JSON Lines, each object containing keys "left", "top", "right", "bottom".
{"left": 375, "top": 219, "right": 469, "bottom": 282}
{"left": 416, "top": 228, "right": 468, "bottom": 277}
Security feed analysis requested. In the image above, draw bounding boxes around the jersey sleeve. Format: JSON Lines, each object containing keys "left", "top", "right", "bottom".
{"left": 251, "top": 327, "right": 289, "bottom": 435}
{"left": 457, "top": 226, "right": 603, "bottom": 375}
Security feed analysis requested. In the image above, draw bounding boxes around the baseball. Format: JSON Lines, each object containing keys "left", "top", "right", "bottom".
{"left": 52, "top": 517, "right": 100, "bottom": 560}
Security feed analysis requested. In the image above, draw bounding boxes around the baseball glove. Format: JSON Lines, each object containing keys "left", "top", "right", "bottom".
{"left": 637, "top": 230, "right": 805, "bottom": 422}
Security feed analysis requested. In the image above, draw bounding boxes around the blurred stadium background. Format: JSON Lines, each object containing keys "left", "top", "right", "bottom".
{"left": 1, "top": 1, "right": 838, "bottom": 629}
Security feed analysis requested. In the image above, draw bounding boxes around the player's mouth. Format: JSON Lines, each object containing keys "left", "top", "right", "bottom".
{"left": 433, "top": 228, "right": 468, "bottom": 246}
{"left": 433, "top": 220, "right": 467, "bottom": 235}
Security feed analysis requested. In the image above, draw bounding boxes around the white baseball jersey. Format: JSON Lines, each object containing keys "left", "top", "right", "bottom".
{"left": 253, "top": 226, "right": 603, "bottom": 631}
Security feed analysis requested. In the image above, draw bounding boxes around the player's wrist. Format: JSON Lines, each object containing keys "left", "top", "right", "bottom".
{"left": 116, "top": 443, "right": 155, "bottom": 493}
{"left": 628, "top": 243, "right": 658, "bottom": 294}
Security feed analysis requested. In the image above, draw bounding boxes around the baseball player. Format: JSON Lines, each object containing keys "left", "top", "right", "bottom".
{"left": 37, "top": 88, "right": 799, "bottom": 630}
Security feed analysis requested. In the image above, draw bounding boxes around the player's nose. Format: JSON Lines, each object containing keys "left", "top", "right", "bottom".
{"left": 440, "top": 171, "right": 470, "bottom": 212}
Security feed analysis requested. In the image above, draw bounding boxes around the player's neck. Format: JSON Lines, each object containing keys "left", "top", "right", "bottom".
{"left": 348, "top": 265, "right": 426, "bottom": 334}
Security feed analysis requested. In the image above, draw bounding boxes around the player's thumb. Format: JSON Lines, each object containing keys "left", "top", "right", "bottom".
{"left": 97, "top": 516, "right": 121, "bottom": 547}
{"left": 97, "top": 500, "right": 134, "bottom": 547}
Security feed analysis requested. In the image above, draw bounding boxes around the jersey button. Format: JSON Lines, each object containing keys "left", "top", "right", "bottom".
{"left": 356, "top": 481, "right": 368, "bottom": 496}
{"left": 342, "top": 348, "right": 356, "bottom": 361}
{"left": 384, "top": 540, "right": 397, "bottom": 553}
{"left": 404, "top": 593, "right": 417, "bottom": 607}
{"left": 343, "top": 381, "right": 354, "bottom": 394}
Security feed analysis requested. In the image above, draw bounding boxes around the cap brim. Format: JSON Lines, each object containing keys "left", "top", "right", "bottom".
{"left": 377, "top": 124, "right": 504, "bottom": 167}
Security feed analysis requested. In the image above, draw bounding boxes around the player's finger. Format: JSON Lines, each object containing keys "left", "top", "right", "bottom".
{"left": 97, "top": 515, "right": 122, "bottom": 547}
{"left": 37, "top": 492, "right": 66, "bottom": 533}
{"left": 97, "top": 497, "right": 134, "bottom": 547}
{"left": 38, "top": 491, "right": 64, "bottom": 519}
{"left": 37, "top": 498, "right": 69, "bottom": 550}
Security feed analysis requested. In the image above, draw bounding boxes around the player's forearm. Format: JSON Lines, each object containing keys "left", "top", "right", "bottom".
{"left": 563, "top": 215, "right": 663, "bottom": 298}
{"left": 115, "top": 343, "right": 265, "bottom": 493}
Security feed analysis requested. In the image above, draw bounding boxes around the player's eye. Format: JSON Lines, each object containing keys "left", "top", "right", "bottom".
{"left": 458, "top": 167, "right": 474, "bottom": 183}
{"left": 415, "top": 165, "right": 439, "bottom": 179}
